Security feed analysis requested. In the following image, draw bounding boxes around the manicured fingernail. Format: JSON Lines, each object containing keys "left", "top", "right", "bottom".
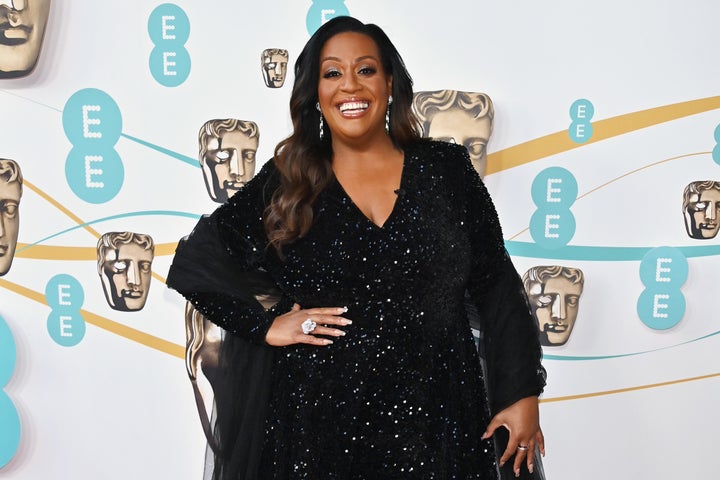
{"left": 340, "top": 306, "right": 348, "bottom": 313}
{"left": 529, "top": 464, "right": 534, "bottom": 474}
{"left": 336, "top": 330, "right": 346, "bottom": 336}
{"left": 341, "top": 318, "right": 353, "bottom": 325}
{"left": 324, "top": 339, "right": 334, "bottom": 345}
{"left": 515, "top": 472, "right": 519, "bottom": 478}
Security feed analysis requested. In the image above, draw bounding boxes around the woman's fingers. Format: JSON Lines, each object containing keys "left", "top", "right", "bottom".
{"left": 266, "top": 305, "right": 352, "bottom": 346}
{"left": 513, "top": 439, "right": 535, "bottom": 476}
{"left": 310, "top": 324, "right": 347, "bottom": 337}
{"left": 535, "top": 428, "right": 545, "bottom": 457}
{"left": 482, "top": 396, "right": 542, "bottom": 477}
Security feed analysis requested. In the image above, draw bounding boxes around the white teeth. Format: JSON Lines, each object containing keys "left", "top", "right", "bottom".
{"left": 339, "top": 101, "right": 369, "bottom": 112}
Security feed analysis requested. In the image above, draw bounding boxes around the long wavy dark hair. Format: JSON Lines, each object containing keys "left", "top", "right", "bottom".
{"left": 265, "top": 16, "right": 421, "bottom": 255}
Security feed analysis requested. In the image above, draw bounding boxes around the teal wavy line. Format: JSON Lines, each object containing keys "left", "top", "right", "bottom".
{"left": 0, "top": 90, "right": 198, "bottom": 167}
{"left": 0, "top": 88, "right": 62, "bottom": 112}
{"left": 17, "top": 210, "right": 201, "bottom": 252}
{"left": 505, "top": 241, "right": 720, "bottom": 261}
{"left": 120, "top": 133, "right": 199, "bottom": 167}
{"left": 543, "top": 328, "right": 720, "bottom": 361}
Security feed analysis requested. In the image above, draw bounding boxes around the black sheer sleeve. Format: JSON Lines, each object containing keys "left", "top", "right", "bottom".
{"left": 166, "top": 162, "right": 290, "bottom": 480}
{"left": 166, "top": 161, "right": 291, "bottom": 344}
{"left": 446, "top": 144, "right": 546, "bottom": 415}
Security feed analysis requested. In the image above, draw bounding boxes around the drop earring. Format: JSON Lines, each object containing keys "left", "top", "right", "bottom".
{"left": 385, "top": 95, "right": 393, "bottom": 134}
{"left": 316, "top": 102, "right": 324, "bottom": 140}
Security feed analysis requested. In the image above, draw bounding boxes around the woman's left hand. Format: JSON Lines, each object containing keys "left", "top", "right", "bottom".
{"left": 481, "top": 395, "right": 544, "bottom": 477}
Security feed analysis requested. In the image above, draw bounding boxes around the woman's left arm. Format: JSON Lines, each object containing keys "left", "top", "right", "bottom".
{"left": 446, "top": 143, "right": 546, "bottom": 475}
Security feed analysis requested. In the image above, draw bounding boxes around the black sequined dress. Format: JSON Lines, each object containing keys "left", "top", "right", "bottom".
{"left": 167, "top": 141, "right": 546, "bottom": 480}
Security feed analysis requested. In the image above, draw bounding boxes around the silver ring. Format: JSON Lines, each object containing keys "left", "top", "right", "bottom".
{"left": 301, "top": 318, "right": 317, "bottom": 335}
{"left": 517, "top": 444, "right": 529, "bottom": 451}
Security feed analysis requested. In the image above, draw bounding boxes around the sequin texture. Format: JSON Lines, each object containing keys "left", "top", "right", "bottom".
{"left": 172, "top": 140, "right": 546, "bottom": 479}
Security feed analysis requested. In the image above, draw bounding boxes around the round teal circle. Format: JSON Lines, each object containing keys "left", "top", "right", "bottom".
{"left": 569, "top": 98, "right": 594, "bottom": 121}
{"left": 65, "top": 146, "right": 124, "bottom": 204}
{"left": 639, "top": 246, "right": 688, "bottom": 288}
{"left": 62, "top": 88, "right": 122, "bottom": 147}
{"left": 569, "top": 121, "right": 593, "bottom": 144}
{"left": 306, "top": 0, "right": 350, "bottom": 35}
{"left": 47, "top": 311, "right": 86, "bottom": 347}
{"left": 712, "top": 144, "right": 720, "bottom": 166}
{"left": 637, "top": 288, "right": 686, "bottom": 330}
{"left": 149, "top": 46, "right": 191, "bottom": 87}
{"left": 714, "top": 123, "right": 720, "bottom": 142}
{"left": 531, "top": 167, "right": 578, "bottom": 208}
{"left": 0, "top": 316, "right": 15, "bottom": 387}
{"left": 0, "top": 391, "right": 20, "bottom": 468}
{"left": 529, "top": 209, "right": 576, "bottom": 248}
{"left": 148, "top": 3, "right": 190, "bottom": 44}
{"left": 45, "top": 274, "right": 84, "bottom": 309}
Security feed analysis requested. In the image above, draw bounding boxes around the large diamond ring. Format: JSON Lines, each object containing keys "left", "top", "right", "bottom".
{"left": 517, "top": 444, "right": 529, "bottom": 451}
{"left": 301, "top": 319, "right": 317, "bottom": 335}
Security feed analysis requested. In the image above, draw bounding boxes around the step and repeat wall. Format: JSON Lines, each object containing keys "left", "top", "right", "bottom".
{"left": 1, "top": 1, "right": 719, "bottom": 479}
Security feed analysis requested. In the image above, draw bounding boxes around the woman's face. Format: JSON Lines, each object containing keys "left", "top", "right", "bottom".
{"left": 317, "top": 32, "right": 392, "bottom": 147}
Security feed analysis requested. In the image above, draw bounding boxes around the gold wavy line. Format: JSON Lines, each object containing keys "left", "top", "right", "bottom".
{"left": 486, "top": 96, "right": 720, "bottom": 175}
{"left": 0, "top": 277, "right": 183, "bottom": 358}
{"left": 506, "top": 151, "right": 711, "bottom": 240}
{"left": 23, "top": 180, "right": 101, "bottom": 238}
{"left": 540, "top": 371, "right": 720, "bottom": 403}
{"left": 14, "top": 243, "right": 173, "bottom": 284}
{"left": 2, "top": 276, "right": 716, "bottom": 401}
{"left": 15, "top": 242, "right": 178, "bottom": 259}
{"left": 6, "top": 98, "right": 718, "bottom": 396}
{"left": 18, "top": 182, "right": 175, "bottom": 283}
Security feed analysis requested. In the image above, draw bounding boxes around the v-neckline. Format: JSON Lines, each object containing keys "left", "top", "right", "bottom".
{"left": 332, "top": 151, "right": 407, "bottom": 230}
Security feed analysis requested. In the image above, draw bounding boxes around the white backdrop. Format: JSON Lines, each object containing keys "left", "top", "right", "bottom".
{"left": 1, "top": 1, "right": 719, "bottom": 479}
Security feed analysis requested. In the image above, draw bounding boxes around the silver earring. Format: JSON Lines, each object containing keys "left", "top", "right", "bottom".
{"left": 316, "top": 102, "right": 324, "bottom": 140}
{"left": 385, "top": 96, "right": 393, "bottom": 134}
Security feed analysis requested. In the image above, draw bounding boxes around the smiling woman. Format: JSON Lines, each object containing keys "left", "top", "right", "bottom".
{"left": 167, "top": 15, "right": 546, "bottom": 480}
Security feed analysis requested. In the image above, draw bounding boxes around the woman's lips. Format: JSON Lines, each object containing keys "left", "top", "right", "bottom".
{"left": 338, "top": 100, "right": 369, "bottom": 116}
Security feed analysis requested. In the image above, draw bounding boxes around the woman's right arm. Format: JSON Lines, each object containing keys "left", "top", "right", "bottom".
{"left": 167, "top": 162, "right": 349, "bottom": 345}
{"left": 167, "top": 163, "right": 290, "bottom": 344}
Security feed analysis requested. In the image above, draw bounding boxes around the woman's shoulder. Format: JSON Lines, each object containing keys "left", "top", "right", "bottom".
{"left": 407, "top": 139, "right": 474, "bottom": 178}
{"left": 412, "top": 138, "right": 467, "bottom": 154}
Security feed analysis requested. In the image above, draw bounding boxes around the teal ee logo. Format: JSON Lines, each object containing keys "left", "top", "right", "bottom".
{"left": 712, "top": 123, "right": 720, "bottom": 166}
{"left": 306, "top": 0, "right": 349, "bottom": 35}
{"left": 529, "top": 167, "right": 578, "bottom": 248}
{"left": 45, "top": 274, "right": 87, "bottom": 346}
{"left": 0, "top": 315, "right": 20, "bottom": 468}
{"left": 569, "top": 99, "right": 594, "bottom": 144}
{"left": 637, "top": 247, "right": 688, "bottom": 330}
{"left": 63, "top": 88, "right": 124, "bottom": 204}
{"left": 148, "top": 3, "right": 191, "bottom": 87}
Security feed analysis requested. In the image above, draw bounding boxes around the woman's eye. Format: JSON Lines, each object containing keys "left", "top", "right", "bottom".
{"left": 323, "top": 69, "right": 341, "bottom": 78}
{"left": 358, "top": 66, "right": 376, "bottom": 75}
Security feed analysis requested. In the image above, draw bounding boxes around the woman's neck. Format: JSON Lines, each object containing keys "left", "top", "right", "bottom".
{"left": 331, "top": 135, "right": 401, "bottom": 169}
